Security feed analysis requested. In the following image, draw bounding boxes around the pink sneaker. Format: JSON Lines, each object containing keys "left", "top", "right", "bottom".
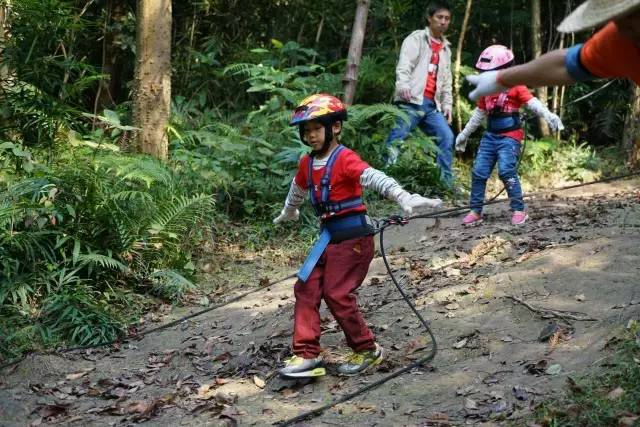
{"left": 511, "top": 211, "right": 528, "bottom": 225}
{"left": 462, "top": 211, "right": 483, "bottom": 226}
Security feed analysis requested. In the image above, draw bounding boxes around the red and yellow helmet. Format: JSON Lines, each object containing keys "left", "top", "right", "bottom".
{"left": 290, "top": 93, "right": 348, "bottom": 126}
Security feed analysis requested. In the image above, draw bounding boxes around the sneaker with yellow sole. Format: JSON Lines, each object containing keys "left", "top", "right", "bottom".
{"left": 278, "top": 355, "right": 325, "bottom": 378}
{"left": 337, "top": 343, "right": 384, "bottom": 376}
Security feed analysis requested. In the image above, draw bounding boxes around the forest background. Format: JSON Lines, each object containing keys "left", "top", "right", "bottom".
{"left": 0, "top": 0, "right": 638, "bottom": 362}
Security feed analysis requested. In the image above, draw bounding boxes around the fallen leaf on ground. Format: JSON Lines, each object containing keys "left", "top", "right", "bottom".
{"left": 607, "top": 387, "right": 625, "bottom": 400}
{"left": 445, "top": 267, "right": 461, "bottom": 277}
{"left": 546, "top": 364, "right": 562, "bottom": 375}
{"left": 281, "top": 388, "right": 299, "bottom": 399}
{"left": 356, "top": 403, "right": 377, "bottom": 413}
{"left": 36, "top": 403, "right": 70, "bottom": 418}
{"left": 618, "top": 415, "right": 639, "bottom": 426}
{"left": 453, "top": 338, "right": 468, "bottom": 349}
{"left": 456, "top": 386, "right": 475, "bottom": 396}
{"left": 253, "top": 375, "right": 265, "bottom": 389}
{"left": 125, "top": 400, "right": 157, "bottom": 415}
{"left": 66, "top": 368, "right": 94, "bottom": 380}
{"left": 464, "top": 398, "right": 478, "bottom": 410}
{"left": 524, "top": 359, "right": 548, "bottom": 375}
{"left": 214, "top": 391, "right": 238, "bottom": 404}
{"left": 219, "top": 405, "right": 241, "bottom": 426}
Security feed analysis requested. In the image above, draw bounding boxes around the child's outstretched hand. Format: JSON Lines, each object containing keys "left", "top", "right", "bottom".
{"left": 397, "top": 192, "right": 442, "bottom": 216}
{"left": 273, "top": 207, "right": 299, "bottom": 224}
{"left": 545, "top": 112, "right": 564, "bottom": 132}
{"left": 455, "top": 133, "right": 468, "bottom": 152}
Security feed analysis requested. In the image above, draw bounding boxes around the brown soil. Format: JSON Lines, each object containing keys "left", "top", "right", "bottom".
{"left": 1, "top": 179, "right": 639, "bottom": 427}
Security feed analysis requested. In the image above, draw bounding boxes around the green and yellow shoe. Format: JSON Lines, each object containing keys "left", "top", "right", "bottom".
{"left": 337, "top": 343, "right": 384, "bottom": 376}
{"left": 279, "top": 355, "right": 326, "bottom": 378}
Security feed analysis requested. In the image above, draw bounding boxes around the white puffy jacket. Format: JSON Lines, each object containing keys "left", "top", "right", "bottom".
{"left": 394, "top": 27, "right": 453, "bottom": 112}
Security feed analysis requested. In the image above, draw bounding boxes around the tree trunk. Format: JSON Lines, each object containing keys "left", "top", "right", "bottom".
{"left": 311, "top": 15, "right": 324, "bottom": 65}
{"left": 531, "top": 0, "right": 550, "bottom": 136}
{"left": 454, "top": 0, "right": 473, "bottom": 133}
{"left": 342, "top": 0, "right": 370, "bottom": 105}
{"left": 95, "top": 0, "right": 126, "bottom": 113}
{"left": 623, "top": 83, "right": 640, "bottom": 169}
{"left": 132, "top": 0, "right": 171, "bottom": 160}
{"left": 0, "top": 0, "right": 10, "bottom": 83}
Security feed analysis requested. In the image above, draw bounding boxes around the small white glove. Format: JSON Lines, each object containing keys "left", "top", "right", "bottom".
{"left": 467, "top": 71, "right": 508, "bottom": 101}
{"left": 273, "top": 207, "right": 299, "bottom": 224}
{"left": 397, "top": 191, "right": 442, "bottom": 216}
{"left": 455, "top": 133, "right": 468, "bottom": 152}
{"left": 545, "top": 112, "right": 565, "bottom": 132}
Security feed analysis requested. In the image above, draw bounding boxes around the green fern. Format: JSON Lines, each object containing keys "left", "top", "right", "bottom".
{"left": 149, "top": 269, "right": 195, "bottom": 301}
{"left": 76, "top": 253, "right": 129, "bottom": 272}
{"left": 147, "top": 194, "right": 214, "bottom": 238}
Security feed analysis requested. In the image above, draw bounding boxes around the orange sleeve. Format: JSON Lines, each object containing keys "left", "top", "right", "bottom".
{"left": 580, "top": 22, "right": 640, "bottom": 84}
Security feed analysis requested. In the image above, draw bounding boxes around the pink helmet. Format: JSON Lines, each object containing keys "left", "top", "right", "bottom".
{"left": 476, "top": 45, "right": 514, "bottom": 71}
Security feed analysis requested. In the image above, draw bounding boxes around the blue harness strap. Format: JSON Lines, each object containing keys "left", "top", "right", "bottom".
{"left": 298, "top": 146, "right": 371, "bottom": 283}
{"left": 307, "top": 145, "right": 363, "bottom": 217}
{"left": 486, "top": 90, "right": 521, "bottom": 133}
{"left": 297, "top": 228, "right": 331, "bottom": 282}
{"left": 296, "top": 214, "right": 374, "bottom": 282}
{"left": 487, "top": 113, "right": 521, "bottom": 133}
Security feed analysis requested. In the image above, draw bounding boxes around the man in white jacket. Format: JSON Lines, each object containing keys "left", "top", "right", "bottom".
{"left": 385, "top": 1, "right": 455, "bottom": 187}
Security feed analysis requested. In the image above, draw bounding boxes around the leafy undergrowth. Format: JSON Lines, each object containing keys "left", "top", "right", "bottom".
{"left": 532, "top": 328, "right": 640, "bottom": 427}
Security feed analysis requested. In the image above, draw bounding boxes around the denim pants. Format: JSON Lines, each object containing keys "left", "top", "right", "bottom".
{"left": 384, "top": 98, "right": 454, "bottom": 185}
{"left": 470, "top": 132, "right": 524, "bottom": 213}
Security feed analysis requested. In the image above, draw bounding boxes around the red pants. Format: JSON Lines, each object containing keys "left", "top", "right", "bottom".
{"left": 293, "top": 235, "right": 376, "bottom": 358}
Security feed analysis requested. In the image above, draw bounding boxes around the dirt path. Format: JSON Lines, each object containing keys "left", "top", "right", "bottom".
{"left": 2, "top": 179, "right": 639, "bottom": 426}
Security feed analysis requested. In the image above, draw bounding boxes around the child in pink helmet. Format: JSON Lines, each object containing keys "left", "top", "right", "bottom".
{"left": 455, "top": 45, "right": 564, "bottom": 226}
{"left": 467, "top": 0, "right": 640, "bottom": 100}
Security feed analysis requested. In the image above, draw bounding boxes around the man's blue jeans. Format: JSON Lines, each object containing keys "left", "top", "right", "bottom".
{"left": 470, "top": 132, "right": 524, "bottom": 213}
{"left": 384, "top": 98, "right": 454, "bottom": 185}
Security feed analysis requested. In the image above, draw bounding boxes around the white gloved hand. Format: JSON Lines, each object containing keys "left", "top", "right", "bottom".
{"left": 545, "top": 112, "right": 565, "bottom": 132}
{"left": 455, "top": 133, "right": 468, "bottom": 152}
{"left": 397, "top": 191, "right": 443, "bottom": 216}
{"left": 273, "top": 207, "right": 299, "bottom": 224}
{"left": 467, "top": 71, "right": 508, "bottom": 101}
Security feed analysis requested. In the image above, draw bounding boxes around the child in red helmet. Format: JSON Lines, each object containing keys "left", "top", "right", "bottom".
{"left": 455, "top": 45, "right": 564, "bottom": 226}
{"left": 274, "top": 93, "right": 442, "bottom": 377}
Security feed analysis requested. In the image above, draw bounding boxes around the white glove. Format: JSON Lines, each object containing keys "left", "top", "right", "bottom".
{"left": 273, "top": 207, "right": 299, "bottom": 224}
{"left": 455, "top": 133, "right": 468, "bottom": 152}
{"left": 467, "top": 71, "right": 508, "bottom": 101}
{"left": 526, "top": 98, "right": 565, "bottom": 132}
{"left": 397, "top": 191, "right": 442, "bottom": 216}
{"left": 545, "top": 112, "right": 564, "bottom": 132}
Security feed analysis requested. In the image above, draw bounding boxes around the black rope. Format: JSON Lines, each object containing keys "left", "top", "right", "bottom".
{"left": 8, "top": 168, "right": 634, "bottom": 372}
{"left": 274, "top": 169, "right": 640, "bottom": 425}
{"left": 3, "top": 169, "right": 639, "bottom": 423}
